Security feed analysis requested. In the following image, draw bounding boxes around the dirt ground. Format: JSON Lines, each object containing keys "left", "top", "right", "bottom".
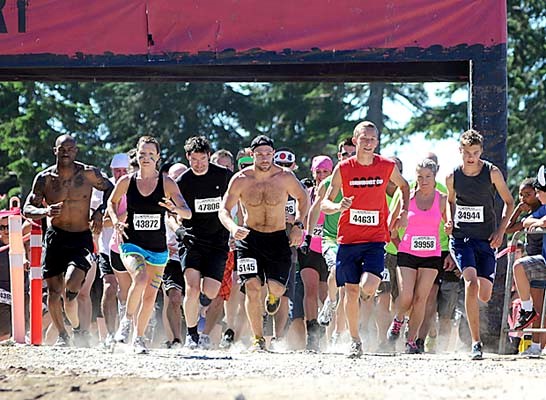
{"left": 1, "top": 344, "right": 545, "bottom": 400}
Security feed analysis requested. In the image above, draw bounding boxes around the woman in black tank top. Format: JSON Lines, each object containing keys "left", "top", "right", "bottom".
{"left": 107, "top": 136, "right": 191, "bottom": 353}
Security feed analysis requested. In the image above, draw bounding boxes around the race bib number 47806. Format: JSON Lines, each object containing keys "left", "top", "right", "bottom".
{"left": 195, "top": 197, "right": 221, "bottom": 213}
{"left": 133, "top": 214, "right": 160, "bottom": 230}
{"left": 237, "top": 258, "right": 258, "bottom": 275}
{"left": 350, "top": 209, "right": 379, "bottom": 226}
{"left": 455, "top": 206, "right": 484, "bottom": 223}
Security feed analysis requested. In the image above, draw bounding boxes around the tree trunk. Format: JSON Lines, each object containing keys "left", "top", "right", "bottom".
{"left": 365, "top": 82, "right": 385, "bottom": 153}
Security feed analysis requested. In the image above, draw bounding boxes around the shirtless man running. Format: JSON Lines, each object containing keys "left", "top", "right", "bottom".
{"left": 23, "top": 134, "right": 114, "bottom": 346}
{"left": 219, "top": 135, "right": 309, "bottom": 351}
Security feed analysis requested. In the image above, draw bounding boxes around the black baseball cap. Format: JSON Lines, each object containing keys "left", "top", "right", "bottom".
{"left": 250, "top": 135, "right": 274, "bottom": 151}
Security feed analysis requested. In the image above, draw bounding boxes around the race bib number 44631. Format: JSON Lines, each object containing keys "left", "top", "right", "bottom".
{"left": 133, "top": 214, "right": 160, "bottom": 230}
{"left": 195, "top": 197, "right": 221, "bottom": 213}
{"left": 455, "top": 206, "right": 484, "bottom": 223}
{"left": 237, "top": 258, "right": 258, "bottom": 275}
{"left": 350, "top": 209, "right": 379, "bottom": 226}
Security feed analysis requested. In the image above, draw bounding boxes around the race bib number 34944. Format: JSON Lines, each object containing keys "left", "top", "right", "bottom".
{"left": 133, "top": 214, "right": 160, "bottom": 230}
{"left": 237, "top": 258, "right": 258, "bottom": 275}
{"left": 455, "top": 206, "right": 484, "bottom": 223}
{"left": 350, "top": 209, "right": 379, "bottom": 226}
{"left": 195, "top": 197, "right": 221, "bottom": 213}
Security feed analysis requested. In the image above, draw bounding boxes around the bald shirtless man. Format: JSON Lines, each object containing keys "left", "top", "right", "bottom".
{"left": 219, "top": 135, "right": 309, "bottom": 351}
{"left": 23, "top": 134, "right": 114, "bottom": 346}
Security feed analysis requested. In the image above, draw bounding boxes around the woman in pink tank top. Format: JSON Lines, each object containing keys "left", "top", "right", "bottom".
{"left": 387, "top": 158, "right": 447, "bottom": 354}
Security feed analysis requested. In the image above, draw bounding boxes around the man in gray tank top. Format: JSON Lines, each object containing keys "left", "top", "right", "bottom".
{"left": 445, "top": 130, "right": 514, "bottom": 360}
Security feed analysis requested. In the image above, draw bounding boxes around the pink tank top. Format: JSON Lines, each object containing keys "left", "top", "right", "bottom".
{"left": 398, "top": 190, "right": 441, "bottom": 257}
{"left": 109, "top": 194, "right": 127, "bottom": 254}
{"left": 310, "top": 212, "right": 325, "bottom": 253}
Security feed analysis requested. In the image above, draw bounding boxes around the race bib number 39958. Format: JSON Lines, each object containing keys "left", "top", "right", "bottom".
{"left": 195, "top": 197, "right": 221, "bottom": 213}
{"left": 411, "top": 236, "right": 436, "bottom": 251}
{"left": 133, "top": 214, "right": 160, "bottom": 230}
{"left": 350, "top": 209, "right": 379, "bottom": 226}
{"left": 237, "top": 258, "right": 258, "bottom": 275}
{"left": 455, "top": 206, "right": 484, "bottom": 223}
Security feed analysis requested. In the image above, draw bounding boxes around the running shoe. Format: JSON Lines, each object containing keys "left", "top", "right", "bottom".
{"left": 424, "top": 335, "right": 437, "bottom": 353}
{"left": 387, "top": 317, "right": 404, "bottom": 342}
{"left": 73, "top": 328, "right": 91, "bottom": 348}
{"left": 54, "top": 332, "right": 72, "bottom": 347}
{"left": 405, "top": 340, "right": 420, "bottom": 354}
{"left": 198, "top": 334, "right": 212, "bottom": 350}
{"left": 219, "top": 328, "right": 235, "bottom": 349}
{"left": 317, "top": 298, "right": 337, "bottom": 326}
{"left": 170, "top": 338, "right": 183, "bottom": 349}
{"left": 470, "top": 341, "right": 483, "bottom": 360}
{"left": 104, "top": 333, "right": 115, "bottom": 349}
{"left": 185, "top": 333, "right": 199, "bottom": 350}
{"left": 265, "top": 294, "right": 281, "bottom": 316}
{"left": 520, "top": 345, "right": 542, "bottom": 358}
{"left": 415, "top": 338, "right": 425, "bottom": 354}
{"left": 347, "top": 340, "right": 363, "bottom": 359}
{"left": 515, "top": 309, "right": 539, "bottom": 330}
{"left": 133, "top": 336, "right": 149, "bottom": 354}
{"left": 114, "top": 316, "right": 132, "bottom": 343}
{"left": 250, "top": 336, "right": 267, "bottom": 352}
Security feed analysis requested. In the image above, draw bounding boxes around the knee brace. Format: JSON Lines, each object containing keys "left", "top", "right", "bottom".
{"left": 66, "top": 289, "right": 79, "bottom": 301}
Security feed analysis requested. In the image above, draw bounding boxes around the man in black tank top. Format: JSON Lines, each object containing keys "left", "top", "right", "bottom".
{"left": 174, "top": 136, "right": 233, "bottom": 349}
{"left": 445, "top": 130, "right": 514, "bottom": 360}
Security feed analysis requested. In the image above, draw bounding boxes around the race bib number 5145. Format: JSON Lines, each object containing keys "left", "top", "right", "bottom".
{"left": 237, "top": 258, "right": 258, "bottom": 275}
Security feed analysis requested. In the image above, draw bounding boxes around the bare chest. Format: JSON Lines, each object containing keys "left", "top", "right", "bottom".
{"left": 241, "top": 180, "right": 287, "bottom": 208}
{"left": 44, "top": 173, "right": 91, "bottom": 203}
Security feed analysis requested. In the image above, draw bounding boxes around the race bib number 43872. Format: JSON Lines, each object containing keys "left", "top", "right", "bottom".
{"left": 237, "top": 258, "right": 258, "bottom": 275}
{"left": 133, "top": 214, "right": 160, "bottom": 230}
{"left": 195, "top": 197, "right": 221, "bottom": 213}
{"left": 350, "top": 209, "right": 379, "bottom": 226}
{"left": 455, "top": 206, "right": 484, "bottom": 223}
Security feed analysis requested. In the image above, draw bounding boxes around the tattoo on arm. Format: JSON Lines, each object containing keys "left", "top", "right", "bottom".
{"left": 23, "top": 174, "right": 47, "bottom": 219}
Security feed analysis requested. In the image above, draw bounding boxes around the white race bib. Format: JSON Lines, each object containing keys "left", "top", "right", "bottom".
{"left": 381, "top": 268, "right": 390, "bottom": 282}
{"left": 411, "top": 236, "right": 437, "bottom": 251}
{"left": 0, "top": 288, "right": 12, "bottom": 305}
{"left": 350, "top": 209, "right": 379, "bottom": 226}
{"left": 195, "top": 197, "right": 221, "bottom": 213}
{"left": 237, "top": 257, "right": 258, "bottom": 275}
{"left": 455, "top": 206, "right": 484, "bottom": 223}
{"left": 133, "top": 214, "right": 160, "bottom": 231}
{"left": 285, "top": 200, "right": 296, "bottom": 216}
{"left": 313, "top": 224, "right": 323, "bottom": 237}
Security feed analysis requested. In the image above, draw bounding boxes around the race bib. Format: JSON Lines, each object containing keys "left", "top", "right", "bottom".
{"left": 195, "top": 197, "right": 221, "bottom": 213}
{"left": 455, "top": 206, "right": 484, "bottom": 223}
{"left": 381, "top": 268, "right": 390, "bottom": 282}
{"left": 0, "top": 288, "right": 12, "bottom": 305}
{"left": 133, "top": 214, "right": 160, "bottom": 230}
{"left": 411, "top": 236, "right": 437, "bottom": 251}
{"left": 237, "top": 257, "right": 258, "bottom": 275}
{"left": 350, "top": 209, "right": 379, "bottom": 226}
{"left": 285, "top": 200, "right": 296, "bottom": 216}
{"left": 312, "top": 224, "right": 323, "bottom": 237}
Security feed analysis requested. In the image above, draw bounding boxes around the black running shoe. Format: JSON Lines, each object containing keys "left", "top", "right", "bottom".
{"left": 219, "top": 328, "right": 235, "bottom": 349}
{"left": 415, "top": 338, "right": 425, "bottom": 353}
{"left": 515, "top": 309, "right": 539, "bottom": 330}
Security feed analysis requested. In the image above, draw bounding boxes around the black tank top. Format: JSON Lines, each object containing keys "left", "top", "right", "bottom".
{"left": 453, "top": 161, "right": 497, "bottom": 240}
{"left": 125, "top": 173, "right": 167, "bottom": 252}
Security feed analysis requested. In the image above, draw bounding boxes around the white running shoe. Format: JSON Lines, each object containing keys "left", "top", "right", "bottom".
{"left": 317, "top": 298, "right": 337, "bottom": 326}
{"left": 185, "top": 334, "right": 198, "bottom": 350}
{"left": 198, "top": 334, "right": 212, "bottom": 350}
{"left": 133, "top": 336, "right": 149, "bottom": 354}
{"left": 114, "top": 317, "right": 132, "bottom": 343}
{"left": 520, "top": 345, "right": 542, "bottom": 358}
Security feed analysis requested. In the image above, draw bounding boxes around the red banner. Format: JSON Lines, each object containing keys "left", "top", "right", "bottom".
{"left": 0, "top": 0, "right": 506, "bottom": 57}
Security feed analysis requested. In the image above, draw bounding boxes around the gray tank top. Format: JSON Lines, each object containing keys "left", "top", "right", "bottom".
{"left": 453, "top": 161, "right": 497, "bottom": 240}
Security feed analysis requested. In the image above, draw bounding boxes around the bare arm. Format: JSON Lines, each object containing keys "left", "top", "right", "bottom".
{"left": 107, "top": 175, "right": 130, "bottom": 227}
{"left": 444, "top": 173, "right": 456, "bottom": 235}
{"left": 523, "top": 215, "right": 546, "bottom": 229}
{"left": 219, "top": 174, "right": 249, "bottom": 240}
{"left": 287, "top": 173, "right": 310, "bottom": 225}
{"left": 489, "top": 167, "right": 515, "bottom": 248}
{"left": 307, "top": 181, "right": 327, "bottom": 233}
{"left": 505, "top": 202, "right": 530, "bottom": 234}
{"left": 322, "top": 166, "right": 352, "bottom": 213}
{"left": 23, "top": 173, "right": 54, "bottom": 220}
{"left": 161, "top": 176, "right": 192, "bottom": 220}
{"left": 89, "top": 167, "right": 114, "bottom": 213}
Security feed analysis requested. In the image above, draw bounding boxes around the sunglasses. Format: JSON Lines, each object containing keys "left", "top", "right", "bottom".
{"left": 0, "top": 225, "right": 8, "bottom": 231}
{"left": 341, "top": 151, "right": 356, "bottom": 157}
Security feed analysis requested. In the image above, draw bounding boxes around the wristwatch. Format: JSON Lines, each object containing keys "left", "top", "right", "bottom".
{"left": 293, "top": 221, "right": 304, "bottom": 230}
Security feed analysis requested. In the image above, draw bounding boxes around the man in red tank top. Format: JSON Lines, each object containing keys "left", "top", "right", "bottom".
{"left": 322, "top": 121, "right": 410, "bottom": 358}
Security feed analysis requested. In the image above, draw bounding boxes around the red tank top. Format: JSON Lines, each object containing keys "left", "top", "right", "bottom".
{"left": 337, "top": 155, "right": 395, "bottom": 244}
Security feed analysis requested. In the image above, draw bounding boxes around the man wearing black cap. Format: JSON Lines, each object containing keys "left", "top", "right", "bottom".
{"left": 219, "top": 135, "right": 309, "bottom": 351}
